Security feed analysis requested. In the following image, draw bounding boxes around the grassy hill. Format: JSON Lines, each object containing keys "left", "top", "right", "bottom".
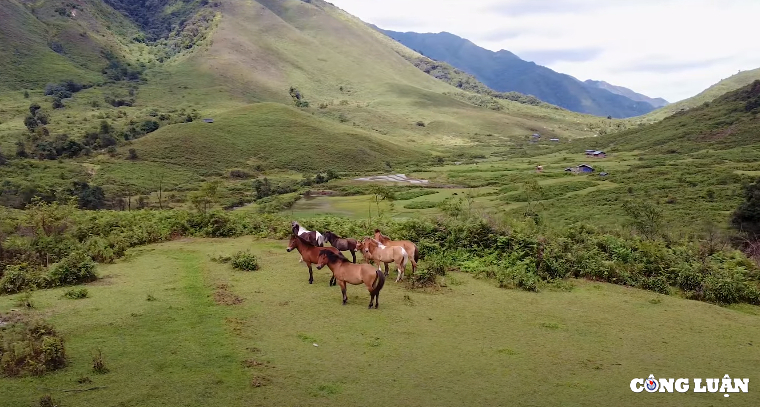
{"left": 589, "top": 80, "right": 760, "bottom": 153}
{"left": 130, "top": 102, "right": 425, "bottom": 174}
{"left": 641, "top": 67, "right": 760, "bottom": 122}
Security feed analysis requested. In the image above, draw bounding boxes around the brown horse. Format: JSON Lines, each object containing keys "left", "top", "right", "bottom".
{"left": 323, "top": 231, "right": 358, "bottom": 263}
{"left": 316, "top": 250, "right": 385, "bottom": 308}
{"left": 360, "top": 238, "right": 409, "bottom": 282}
{"left": 286, "top": 235, "right": 344, "bottom": 285}
{"left": 374, "top": 229, "right": 419, "bottom": 275}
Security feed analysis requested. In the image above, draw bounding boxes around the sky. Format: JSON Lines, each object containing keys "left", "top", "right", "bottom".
{"left": 328, "top": 0, "right": 760, "bottom": 102}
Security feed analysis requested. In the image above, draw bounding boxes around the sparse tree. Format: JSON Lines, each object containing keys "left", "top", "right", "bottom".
{"left": 29, "top": 103, "right": 41, "bottom": 116}
{"left": 622, "top": 200, "right": 663, "bottom": 240}
{"left": 128, "top": 148, "right": 138, "bottom": 160}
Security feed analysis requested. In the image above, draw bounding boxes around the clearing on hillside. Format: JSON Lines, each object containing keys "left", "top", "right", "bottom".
{"left": 1, "top": 238, "right": 757, "bottom": 406}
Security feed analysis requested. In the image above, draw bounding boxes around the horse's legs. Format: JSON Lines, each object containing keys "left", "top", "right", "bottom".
{"left": 339, "top": 280, "right": 347, "bottom": 305}
{"left": 368, "top": 292, "right": 374, "bottom": 309}
{"left": 374, "top": 291, "right": 379, "bottom": 309}
{"left": 383, "top": 262, "right": 389, "bottom": 276}
{"left": 330, "top": 275, "right": 336, "bottom": 286}
{"left": 350, "top": 250, "right": 356, "bottom": 264}
{"left": 395, "top": 266, "right": 403, "bottom": 283}
{"left": 307, "top": 263, "right": 314, "bottom": 284}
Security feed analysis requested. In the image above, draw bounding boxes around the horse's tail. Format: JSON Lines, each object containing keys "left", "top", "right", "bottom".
{"left": 413, "top": 243, "right": 419, "bottom": 263}
{"left": 371, "top": 268, "right": 385, "bottom": 294}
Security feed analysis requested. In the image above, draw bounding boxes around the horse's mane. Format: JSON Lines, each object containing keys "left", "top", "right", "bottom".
{"left": 374, "top": 229, "right": 391, "bottom": 240}
{"left": 319, "top": 249, "right": 345, "bottom": 263}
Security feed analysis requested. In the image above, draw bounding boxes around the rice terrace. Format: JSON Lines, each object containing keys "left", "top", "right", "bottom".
{"left": 1, "top": 0, "right": 760, "bottom": 406}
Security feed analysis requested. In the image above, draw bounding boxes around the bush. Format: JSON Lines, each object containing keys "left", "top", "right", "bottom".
{"left": 0, "top": 318, "right": 66, "bottom": 377}
{"left": 231, "top": 251, "right": 259, "bottom": 271}
{"left": 63, "top": 288, "right": 89, "bottom": 299}
{"left": 48, "top": 251, "right": 97, "bottom": 286}
{"left": 0, "top": 264, "right": 34, "bottom": 294}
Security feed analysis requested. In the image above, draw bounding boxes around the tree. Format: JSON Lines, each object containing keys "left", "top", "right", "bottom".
{"left": 29, "top": 103, "right": 41, "bottom": 116}
{"left": 189, "top": 180, "right": 222, "bottom": 213}
{"left": 99, "top": 120, "right": 112, "bottom": 135}
{"left": 622, "top": 200, "right": 663, "bottom": 240}
{"left": 368, "top": 185, "right": 395, "bottom": 218}
{"left": 15, "top": 141, "right": 28, "bottom": 158}
{"left": 128, "top": 148, "right": 138, "bottom": 160}
{"left": 732, "top": 179, "right": 760, "bottom": 236}
{"left": 70, "top": 182, "right": 106, "bottom": 210}
{"left": 24, "top": 115, "right": 38, "bottom": 133}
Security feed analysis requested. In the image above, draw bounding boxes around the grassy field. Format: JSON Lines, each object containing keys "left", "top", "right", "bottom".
{"left": 1, "top": 237, "right": 758, "bottom": 406}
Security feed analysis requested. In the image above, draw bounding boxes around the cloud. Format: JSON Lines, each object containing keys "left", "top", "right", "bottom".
{"left": 517, "top": 48, "right": 604, "bottom": 65}
{"left": 484, "top": 0, "right": 600, "bottom": 16}
{"left": 618, "top": 57, "right": 734, "bottom": 74}
{"left": 328, "top": 0, "right": 760, "bottom": 102}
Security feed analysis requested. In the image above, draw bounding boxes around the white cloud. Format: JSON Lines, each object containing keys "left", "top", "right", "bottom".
{"left": 328, "top": 0, "right": 760, "bottom": 102}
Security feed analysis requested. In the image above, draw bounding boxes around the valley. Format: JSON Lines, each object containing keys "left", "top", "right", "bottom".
{"left": 1, "top": 1, "right": 760, "bottom": 406}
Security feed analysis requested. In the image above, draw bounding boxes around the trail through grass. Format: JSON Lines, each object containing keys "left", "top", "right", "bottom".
{"left": 1, "top": 238, "right": 759, "bottom": 406}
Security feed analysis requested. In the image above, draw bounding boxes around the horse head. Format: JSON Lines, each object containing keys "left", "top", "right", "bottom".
{"left": 286, "top": 235, "right": 298, "bottom": 252}
{"left": 316, "top": 249, "right": 338, "bottom": 270}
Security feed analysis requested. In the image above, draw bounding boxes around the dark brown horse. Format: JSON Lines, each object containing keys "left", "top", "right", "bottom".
{"left": 286, "top": 235, "right": 344, "bottom": 285}
{"left": 323, "top": 231, "right": 358, "bottom": 263}
{"left": 316, "top": 250, "right": 385, "bottom": 308}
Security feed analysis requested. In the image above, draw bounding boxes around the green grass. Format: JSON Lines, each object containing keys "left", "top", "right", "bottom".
{"left": 130, "top": 103, "right": 425, "bottom": 174}
{"left": 1, "top": 237, "right": 758, "bottom": 406}
{"left": 641, "top": 67, "right": 760, "bottom": 122}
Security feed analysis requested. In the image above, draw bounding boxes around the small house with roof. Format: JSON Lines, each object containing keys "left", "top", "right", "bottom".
{"left": 578, "top": 164, "right": 595, "bottom": 173}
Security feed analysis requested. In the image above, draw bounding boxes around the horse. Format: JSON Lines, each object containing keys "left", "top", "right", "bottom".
{"left": 323, "top": 231, "right": 358, "bottom": 263}
{"left": 291, "top": 221, "right": 325, "bottom": 263}
{"left": 316, "top": 249, "right": 385, "bottom": 308}
{"left": 374, "top": 229, "right": 419, "bottom": 276}
{"left": 359, "top": 238, "right": 409, "bottom": 283}
{"left": 291, "top": 221, "right": 325, "bottom": 247}
{"left": 286, "top": 234, "right": 345, "bottom": 285}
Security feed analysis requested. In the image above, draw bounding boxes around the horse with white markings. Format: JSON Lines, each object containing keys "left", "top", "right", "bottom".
{"left": 291, "top": 221, "right": 325, "bottom": 263}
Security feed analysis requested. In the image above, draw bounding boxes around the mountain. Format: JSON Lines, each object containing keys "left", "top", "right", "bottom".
{"left": 641, "top": 67, "right": 760, "bottom": 122}
{"left": 0, "top": 0, "right": 621, "bottom": 204}
{"left": 584, "top": 80, "right": 668, "bottom": 108}
{"left": 378, "top": 29, "right": 659, "bottom": 118}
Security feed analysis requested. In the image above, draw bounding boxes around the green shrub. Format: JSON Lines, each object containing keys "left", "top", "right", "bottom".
{"left": 403, "top": 200, "right": 438, "bottom": 209}
{"left": 48, "top": 251, "right": 97, "bottom": 286}
{"left": 0, "top": 264, "right": 33, "bottom": 294}
{"left": 63, "top": 288, "right": 89, "bottom": 299}
{"left": 231, "top": 251, "right": 259, "bottom": 271}
{"left": 408, "top": 268, "right": 438, "bottom": 288}
{"left": 0, "top": 318, "right": 66, "bottom": 377}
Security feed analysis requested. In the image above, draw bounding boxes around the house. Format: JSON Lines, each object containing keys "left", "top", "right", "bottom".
{"left": 531, "top": 133, "right": 541, "bottom": 138}
{"left": 203, "top": 118, "right": 214, "bottom": 123}
{"left": 550, "top": 138, "right": 560, "bottom": 142}
{"left": 599, "top": 172, "right": 609, "bottom": 177}
{"left": 585, "top": 149, "right": 596, "bottom": 155}
{"left": 592, "top": 151, "right": 606, "bottom": 158}
{"left": 578, "top": 164, "right": 594, "bottom": 173}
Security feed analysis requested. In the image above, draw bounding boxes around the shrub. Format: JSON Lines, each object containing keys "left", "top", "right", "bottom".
{"left": 63, "top": 288, "right": 89, "bottom": 299}
{"left": 415, "top": 121, "right": 426, "bottom": 127}
{"left": 91, "top": 349, "right": 108, "bottom": 374}
{"left": 231, "top": 251, "right": 259, "bottom": 271}
{"left": 0, "top": 318, "right": 66, "bottom": 377}
{"left": 127, "top": 148, "right": 138, "bottom": 160}
{"left": 0, "top": 264, "right": 34, "bottom": 294}
{"left": 408, "top": 267, "right": 438, "bottom": 288}
{"left": 48, "top": 251, "right": 97, "bottom": 286}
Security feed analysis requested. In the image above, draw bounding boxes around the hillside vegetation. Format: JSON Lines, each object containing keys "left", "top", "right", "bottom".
{"left": 130, "top": 103, "right": 424, "bottom": 174}
{"left": 641, "top": 67, "right": 760, "bottom": 122}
